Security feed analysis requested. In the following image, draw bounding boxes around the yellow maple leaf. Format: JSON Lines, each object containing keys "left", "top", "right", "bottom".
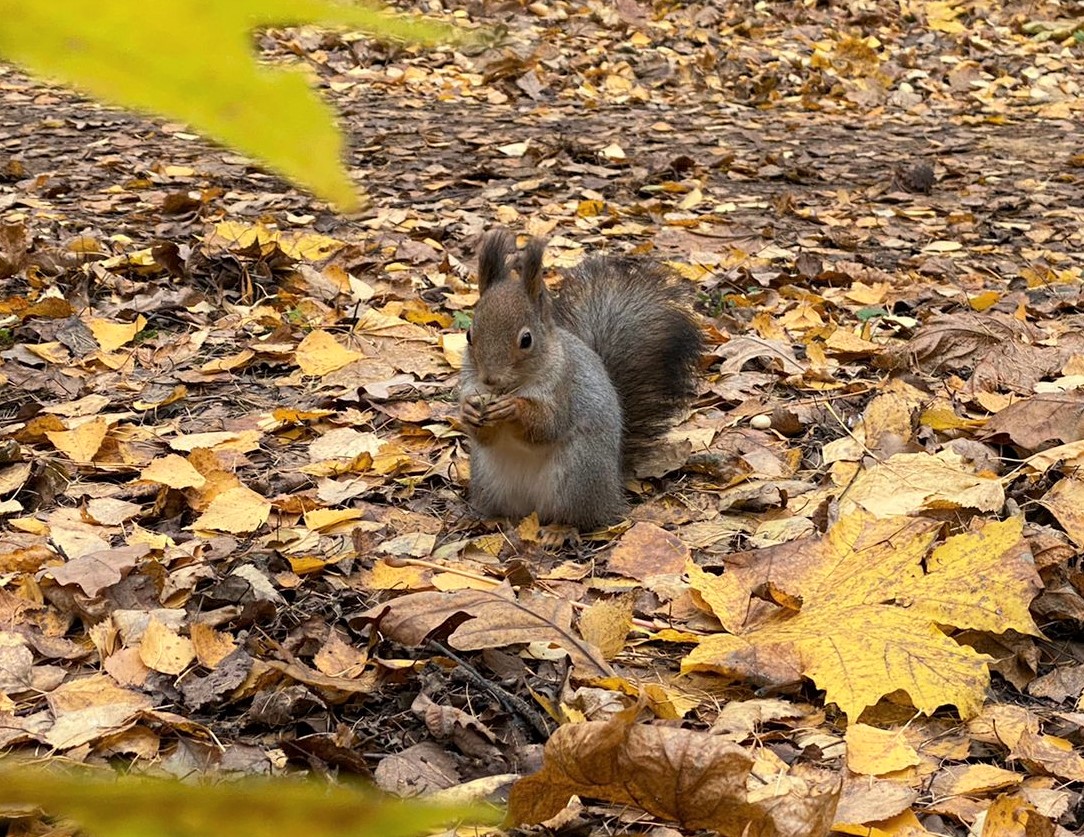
{"left": 684, "top": 513, "right": 1041, "bottom": 719}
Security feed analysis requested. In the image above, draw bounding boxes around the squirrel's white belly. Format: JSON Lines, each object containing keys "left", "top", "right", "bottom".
{"left": 473, "top": 426, "right": 559, "bottom": 519}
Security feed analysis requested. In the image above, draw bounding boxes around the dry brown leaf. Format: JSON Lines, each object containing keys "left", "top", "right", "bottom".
{"left": 1012, "top": 730, "right": 1084, "bottom": 783}
{"left": 361, "top": 587, "right": 613, "bottom": 678}
{"left": 83, "top": 498, "right": 143, "bottom": 526}
{"left": 264, "top": 659, "right": 378, "bottom": 699}
{"left": 981, "top": 392, "right": 1084, "bottom": 450}
{"left": 313, "top": 631, "right": 368, "bottom": 679}
{"left": 45, "top": 509, "right": 111, "bottom": 559}
{"left": 506, "top": 706, "right": 840, "bottom": 836}
{"left": 1038, "top": 477, "right": 1084, "bottom": 546}
{"left": 44, "top": 675, "right": 154, "bottom": 750}
{"left": 44, "top": 544, "right": 148, "bottom": 596}
{"left": 906, "top": 313, "right": 1037, "bottom": 373}
{"left": 717, "top": 336, "right": 805, "bottom": 376}
{"left": 710, "top": 698, "right": 807, "bottom": 742}
{"left": 0, "top": 632, "right": 33, "bottom": 692}
{"left": 607, "top": 522, "right": 689, "bottom": 579}
{"left": 832, "top": 773, "right": 918, "bottom": 830}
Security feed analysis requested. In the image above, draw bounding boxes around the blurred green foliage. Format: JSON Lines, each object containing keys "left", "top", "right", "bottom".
{"left": 0, "top": 0, "right": 461, "bottom": 210}
{"left": 0, "top": 763, "right": 498, "bottom": 837}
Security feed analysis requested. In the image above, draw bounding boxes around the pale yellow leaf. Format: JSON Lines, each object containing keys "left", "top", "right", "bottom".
{"left": 295, "top": 329, "right": 362, "bottom": 377}
{"left": 845, "top": 723, "right": 921, "bottom": 776}
{"left": 191, "top": 485, "right": 271, "bottom": 533}
{"left": 86, "top": 315, "right": 146, "bottom": 351}
{"left": 45, "top": 417, "right": 108, "bottom": 463}
{"left": 140, "top": 454, "right": 207, "bottom": 490}
{"left": 138, "top": 618, "right": 195, "bottom": 675}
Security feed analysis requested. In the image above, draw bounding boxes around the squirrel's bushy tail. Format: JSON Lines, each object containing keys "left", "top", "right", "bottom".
{"left": 554, "top": 256, "right": 702, "bottom": 467}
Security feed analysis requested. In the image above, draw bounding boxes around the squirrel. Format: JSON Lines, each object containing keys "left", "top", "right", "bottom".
{"left": 458, "top": 229, "right": 702, "bottom": 529}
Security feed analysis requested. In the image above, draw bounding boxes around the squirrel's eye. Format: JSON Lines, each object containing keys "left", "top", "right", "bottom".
{"left": 519, "top": 329, "right": 533, "bottom": 350}
{"left": 466, "top": 327, "right": 472, "bottom": 345}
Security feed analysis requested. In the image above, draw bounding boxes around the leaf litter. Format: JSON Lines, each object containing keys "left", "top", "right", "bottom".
{"left": 2, "top": 0, "right": 1084, "bottom": 835}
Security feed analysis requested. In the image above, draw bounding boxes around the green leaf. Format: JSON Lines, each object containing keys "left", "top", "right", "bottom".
{"left": 0, "top": 1, "right": 461, "bottom": 210}
{"left": 0, "top": 763, "right": 499, "bottom": 837}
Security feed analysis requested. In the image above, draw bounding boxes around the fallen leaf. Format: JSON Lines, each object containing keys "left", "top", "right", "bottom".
{"left": 295, "top": 329, "right": 363, "bottom": 376}
{"left": 86, "top": 315, "right": 145, "bottom": 351}
{"left": 139, "top": 618, "right": 196, "bottom": 675}
{"left": 607, "top": 522, "right": 689, "bottom": 580}
{"left": 191, "top": 485, "right": 271, "bottom": 533}
{"left": 45, "top": 418, "right": 109, "bottom": 463}
{"left": 684, "top": 513, "right": 1040, "bottom": 718}
{"left": 845, "top": 723, "right": 920, "bottom": 776}
{"left": 361, "top": 587, "right": 613, "bottom": 679}
{"left": 140, "top": 454, "right": 207, "bottom": 489}
{"left": 577, "top": 596, "right": 634, "bottom": 661}
{"left": 507, "top": 706, "right": 840, "bottom": 836}
{"left": 843, "top": 451, "right": 1004, "bottom": 517}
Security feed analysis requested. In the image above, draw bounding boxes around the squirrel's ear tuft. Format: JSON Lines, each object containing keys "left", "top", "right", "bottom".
{"left": 477, "top": 229, "right": 513, "bottom": 295}
{"left": 519, "top": 238, "right": 546, "bottom": 301}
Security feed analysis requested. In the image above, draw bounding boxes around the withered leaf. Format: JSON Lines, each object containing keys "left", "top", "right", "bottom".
{"left": 685, "top": 513, "right": 1041, "bottom": 718}
{"left": 361, "top": 587, "right": 613, "bottom": 678}
{"left": 507, "top": 707, "right": 840, "bottom": 837}
{"left": 981, "top": 392, "right": 1084, "bottom": 450}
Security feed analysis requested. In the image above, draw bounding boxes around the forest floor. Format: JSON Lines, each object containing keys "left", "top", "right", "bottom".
{"left": 2, "top": 1, "right": 1084, "bottom": 835}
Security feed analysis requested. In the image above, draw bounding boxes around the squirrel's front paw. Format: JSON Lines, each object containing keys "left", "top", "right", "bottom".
{"left": 461, "top": 395, "right": 490, "bottom": 428}
{"left": 485, "top": 395, "right": 522, "bottom": 423}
